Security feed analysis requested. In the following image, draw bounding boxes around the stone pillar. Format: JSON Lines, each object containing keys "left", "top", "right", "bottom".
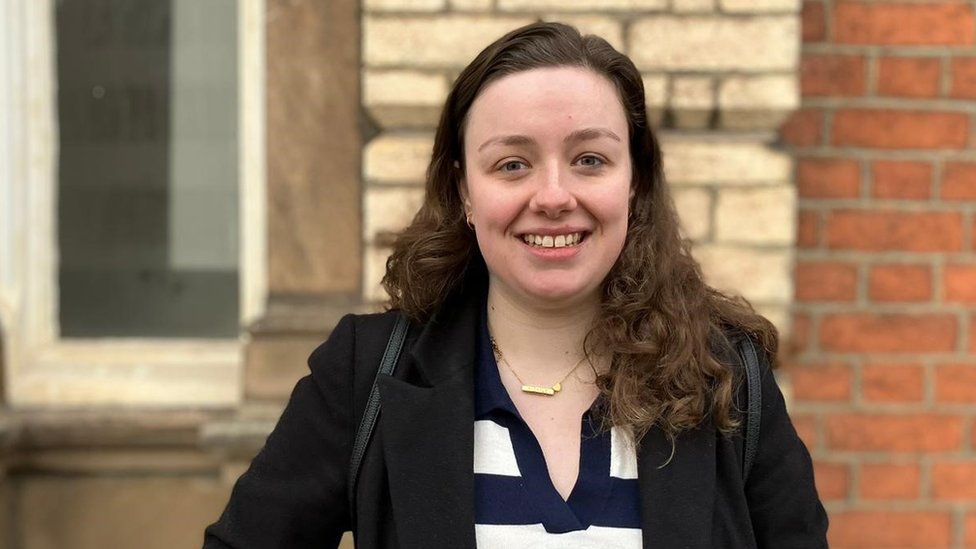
{"left": 245, "top": 0, "right": 364, "bottom": 400}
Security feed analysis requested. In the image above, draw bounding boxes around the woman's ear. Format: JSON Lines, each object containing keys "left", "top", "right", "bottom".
{"left": 455, "top": 160, "right": 470, "bottom": 210}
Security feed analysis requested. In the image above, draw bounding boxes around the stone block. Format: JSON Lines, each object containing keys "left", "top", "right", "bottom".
{"left": 364, "top": 187, "right": 426, "bottom": 241}
{"left": 365, "top": 16, "right": 535, "bottom": 68}
{"left": 220, "top": 462, "right": 252, "bottom": 486}
{"left": 673, "top": 0, "right": 714, "bottom": 13}
{"left": 671, "top": 77, "right": 713, "bottom": 108}
{"left": 364, "top": 134, "right": 434, "bottom": 184}
{"left": 365, "top": 0, "right": 446, "bottom": 12}
{"left": 15, "top": 476, "right": 230, "bottom": 549}
{"left": 15, "top": 410, "right": 206, "bottom": 448}
{"left": 672, "top": 187, "right": 712, "bottom": 241}
{"left": 754, "top": 303, "right": 789, "bottom": 336}
{"left": 718, "top": 74, "right": 799, "bottom": 130}
{"left": 369, "top": 106, "right": 444, "bottom": 129}
{"left": 364, "top": 246, "right": 395, "bottom": 303}
{"left": 543, "top": 15, "right": 624, "bottom": 51}
{"left": 15, "top": 449, "right": 218, "bottom": 475}
{"left": 245, "top": 335, "right": 324, "bottom": 401}
{"left": 364, "top": 70, "right": 448, "bottom": 129}
{"left": 671, "top": 76, "right": 714, "bottom": 129}
{"left": 199, "top": 404, "right": 284, "bottom": 460}
{"left": 720, "top": 0, "right": 799, "bottom": 13}
{"left": 776, "top": 372, "right": 793, "bottom": 411}
{"left": 450, "top": 0, "right": 492, "bottom": 10}
{"left": 499, "top": 0, "right": 666, "bottom": 11}
{"left": 642, "top": 74, "right": 668, "bottom": 126}
{"left": 714, "top": 186, "right": 795, "bottom": 245}
{"left": 642, "top": 74, "right": 667, "bottom": 107}
{"left": 363, "top": 70, "right": 448, "bottom": 107}
{"left": 693, "top": 244, "right": 792, "bottom": 303}
{"left": 629, "top": 16, "right": 798, "bottom": 71}
{"left": 661, "top": 139, "right": 792, "bottom": 185}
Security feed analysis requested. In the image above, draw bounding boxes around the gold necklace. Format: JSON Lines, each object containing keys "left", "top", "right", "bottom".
{"left": 489, "top": 335, "right": 588, "bottom": 396}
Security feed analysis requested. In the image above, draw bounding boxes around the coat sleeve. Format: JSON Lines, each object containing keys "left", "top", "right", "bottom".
{"left": 203, "top": 314, "right": 357, "bottom": 549}
{"left": 745, "top": 350, "right": 829, "bottom": 548}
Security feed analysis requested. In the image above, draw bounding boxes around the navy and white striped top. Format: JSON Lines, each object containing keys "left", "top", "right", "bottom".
{"left": 474, "top": 311, "right": 642, "bottom": 547}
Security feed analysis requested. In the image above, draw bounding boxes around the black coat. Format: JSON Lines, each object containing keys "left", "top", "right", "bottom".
{"left": 204, "top": 285, "right": 828, "bottom": 548}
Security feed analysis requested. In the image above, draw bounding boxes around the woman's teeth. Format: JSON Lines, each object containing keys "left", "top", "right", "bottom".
{"left": 521, "top": 232, "right": 583, "bottom": 248}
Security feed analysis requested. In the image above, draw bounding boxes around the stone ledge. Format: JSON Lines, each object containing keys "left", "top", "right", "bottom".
{"left": 7, "top": 410, "right": 212, "bottom": 449}
{"left": 248, "top": 297, "right": 369, "bottom": 336}
{"left": 199, "top": 404, "right": 284, "bottom": 460}
{"left": 0, "top": 405, "right": 281, "bottom": 459}
{"left": 246, "top": 297, "right": 369, "bottom": 401}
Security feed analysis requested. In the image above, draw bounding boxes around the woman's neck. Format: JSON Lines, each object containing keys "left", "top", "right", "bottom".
{"left": 486, "top": 283, "right": 601, "bottom": 379}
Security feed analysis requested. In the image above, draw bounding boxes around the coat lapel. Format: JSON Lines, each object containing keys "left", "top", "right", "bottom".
{"left": 638, "top": 420, "right": 717, "bottom": 548}
{"left": 375, "top": 284, "right": 481, "bottom": 549}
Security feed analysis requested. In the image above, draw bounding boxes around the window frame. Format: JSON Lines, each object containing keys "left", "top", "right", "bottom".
{"left": 0, "top": 0, "right": 267, "bottom": 408}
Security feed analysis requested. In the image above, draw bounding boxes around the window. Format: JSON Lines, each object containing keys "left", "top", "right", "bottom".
{"left": 56, "top": 0, "right": 240, "bottom": 338}
{"left": 0, "top": 0, "right": 265, "bottom": 407}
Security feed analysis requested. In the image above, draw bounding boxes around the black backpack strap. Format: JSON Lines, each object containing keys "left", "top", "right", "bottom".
{"left": 347, "top": 313, "right": 410, "bottom": 512}
{"left": 738, "top": 334, "right": 763, "bottom": 484}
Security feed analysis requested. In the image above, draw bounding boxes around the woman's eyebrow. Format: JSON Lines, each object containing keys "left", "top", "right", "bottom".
{"left": 477, "top": 134, "right": 535, "bottom": 152}
{"left": 564, "top": 127, "right": 622, "bottom": 144}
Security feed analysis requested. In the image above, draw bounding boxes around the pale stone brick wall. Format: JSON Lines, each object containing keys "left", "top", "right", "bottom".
{"left": 360, "top": 1, "right": 801, "bottom": 331}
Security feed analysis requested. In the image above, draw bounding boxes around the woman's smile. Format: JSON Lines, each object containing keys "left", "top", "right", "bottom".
{"left": 515, "top": 229, "right": 590, "bottom": 262}
{"left": 519, "top": 231, "right": 585, "bottom": 248}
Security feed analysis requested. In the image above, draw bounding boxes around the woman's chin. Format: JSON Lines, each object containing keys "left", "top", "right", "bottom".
{"left": 517, "top": 280, "right": 599, "bottom": 308}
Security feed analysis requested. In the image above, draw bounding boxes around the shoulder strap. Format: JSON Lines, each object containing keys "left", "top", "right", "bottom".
{"left": 738, "top": 334, "right": 763, "bottom": 484}
{"left": 347, "top": 313, "right": 410, "bottom": 512}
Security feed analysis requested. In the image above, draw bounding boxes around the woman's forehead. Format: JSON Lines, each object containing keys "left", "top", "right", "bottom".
{"left": 464, "top": 67, "right": 628, "bottom": 148}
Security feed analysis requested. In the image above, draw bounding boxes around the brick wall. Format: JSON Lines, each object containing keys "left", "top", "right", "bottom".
{"left": 784, "top": 2, "right": 976, "bottom": 547}
{"left": 361, "top": 1, "right": 802, "bottom": 335}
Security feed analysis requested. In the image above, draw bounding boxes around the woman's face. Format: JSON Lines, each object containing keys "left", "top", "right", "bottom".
{"left": 461, "top": 66, "right": 632, "bottom": 309}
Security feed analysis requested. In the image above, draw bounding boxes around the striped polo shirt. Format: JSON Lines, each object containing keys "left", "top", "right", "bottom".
{"left": 474, "top": 311, "right": 642, "bottom": 547}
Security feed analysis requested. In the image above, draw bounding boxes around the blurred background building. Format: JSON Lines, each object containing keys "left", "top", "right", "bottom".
{"left": 0, "top": 0, "right": 973, "bottom": 547}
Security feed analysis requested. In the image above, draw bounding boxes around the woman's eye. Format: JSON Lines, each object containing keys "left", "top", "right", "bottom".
{"left": 577, "top": 155, "right": 605, "bottom": 168}
{"left": 499, "top": 160, "right": 527, "bottom": 172}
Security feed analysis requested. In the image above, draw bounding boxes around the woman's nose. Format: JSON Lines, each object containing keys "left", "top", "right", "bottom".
{"left": 528, "top": 165, "right": 577, "bottom": 218}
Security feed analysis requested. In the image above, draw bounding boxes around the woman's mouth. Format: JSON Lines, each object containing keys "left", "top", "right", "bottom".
{"left": 519, "top": 232, "right": 586, "bottom": 248}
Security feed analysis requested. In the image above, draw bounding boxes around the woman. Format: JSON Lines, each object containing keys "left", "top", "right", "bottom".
{"left": 204, "top": 22, "right": 828, "bottom": 548}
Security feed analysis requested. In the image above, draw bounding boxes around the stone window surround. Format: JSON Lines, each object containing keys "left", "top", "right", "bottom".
{"left": 0, "top": 0, "right": 267, "bottom": 408}
{"left": 0, "top": 5, "right": 360, "bottom": 544}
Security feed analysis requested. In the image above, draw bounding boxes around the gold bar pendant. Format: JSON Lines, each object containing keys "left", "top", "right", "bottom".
{"left": 521, "top": 385, "right": 556, "bottom": 396}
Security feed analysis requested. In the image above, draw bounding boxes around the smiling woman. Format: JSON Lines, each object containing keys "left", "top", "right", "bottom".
{"left": 205, "top": 21, "right": 828, "bottom": 549}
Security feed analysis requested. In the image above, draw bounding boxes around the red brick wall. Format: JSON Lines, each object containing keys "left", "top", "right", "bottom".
{"left": 783, "top": 2, "right": 976, "bottom": 547}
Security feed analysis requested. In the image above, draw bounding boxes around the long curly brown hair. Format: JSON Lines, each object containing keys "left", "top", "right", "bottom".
{"left": 381, "top": 21, "right": 778, "bottom": 443}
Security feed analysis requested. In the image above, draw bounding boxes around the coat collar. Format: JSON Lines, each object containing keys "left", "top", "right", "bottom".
{"left": 404, "top": 272, "right": 485, "bottom": 387}
{"left": 376, "top": 278, "right": 716, "bottom": 549}
{"left": 375, "top": 280, "right": 481, "bottom": 549}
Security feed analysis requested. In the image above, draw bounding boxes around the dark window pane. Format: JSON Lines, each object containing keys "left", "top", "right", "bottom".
{"left": 56, "top": 0, "right": 239, "bottom": 338}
